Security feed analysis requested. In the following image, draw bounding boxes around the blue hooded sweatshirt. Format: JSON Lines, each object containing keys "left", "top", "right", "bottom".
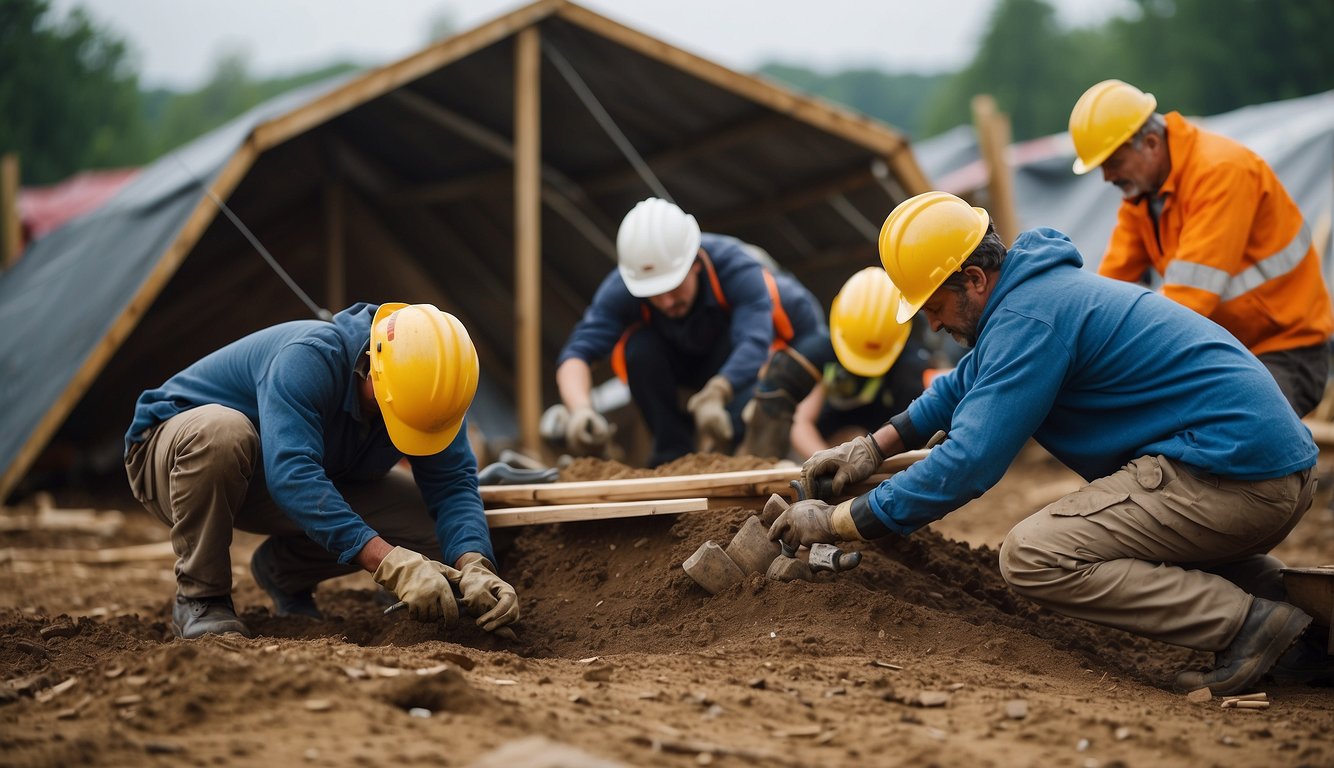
{"left": 557, "top": 233, "right": 824, "bottom": 393}
{"left": 125, "top": 303, "right": 494, "bottom": 566}
{"left": 865, "top": 228, "right": 1316, "bottom": 536}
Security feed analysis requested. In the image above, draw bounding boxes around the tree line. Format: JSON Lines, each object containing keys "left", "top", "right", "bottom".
{"left": 2, "top": 0, "right": 1331, "bottom": 186}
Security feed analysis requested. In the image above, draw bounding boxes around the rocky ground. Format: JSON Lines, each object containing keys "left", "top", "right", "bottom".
{"left": 2, "top": 445, "right": 1332, "bottom": 767}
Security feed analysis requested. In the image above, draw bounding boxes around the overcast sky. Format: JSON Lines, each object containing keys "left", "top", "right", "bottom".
{"left": 51, "top": 0, "right": 1132, "bottom": 90}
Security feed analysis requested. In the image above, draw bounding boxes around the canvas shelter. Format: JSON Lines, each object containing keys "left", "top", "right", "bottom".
{"left": 0, "top": 0, "right": 931, "bottom": 500}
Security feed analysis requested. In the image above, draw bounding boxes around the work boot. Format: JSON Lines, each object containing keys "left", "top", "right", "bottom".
{"left": 172, "top": 595, "right": 251, "bottom": 639}
{"left": 250, "top": 538, "right": 323, "bottom": 619}
{"left": 1174, "top": 598, "right": 1313, "bottom": 696}
{"left": 738, "top": 393, "right": 796, "bottom": 459}
{"left": 1266, "top": 629, "right": 1334, "bottom": 686}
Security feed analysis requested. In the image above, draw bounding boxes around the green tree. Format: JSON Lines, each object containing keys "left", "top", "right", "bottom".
{"left": 759, "top": 64, "right": 948, "bottom": 138}
{"left": 0, "top": 0, "right": 148, "bottom": 183}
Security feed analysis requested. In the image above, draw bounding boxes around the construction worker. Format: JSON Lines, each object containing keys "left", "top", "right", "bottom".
{"left": 771, "top": 191, "right": 1325, "bottom": 696}
{"left": 556, "top": 197, "right": 824, "bottom": 466}
{"left": 1070, "top": 79, "right": 1333, "bottom": 415}
{"left": 124, "top": 303, "right": 519, "bottom": 640}
{"left": 739, "top": 267, "right": 929, "bottom": 460}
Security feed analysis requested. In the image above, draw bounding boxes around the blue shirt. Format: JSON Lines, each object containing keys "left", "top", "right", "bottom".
{"left": 557, "top": 233, "right": 823, "bottom": 393}
{"left": 869, "top": 228, "right": 1317, "bottom": 535}
{"left": 126, "top": 303, "right": 494, "bottom": 566}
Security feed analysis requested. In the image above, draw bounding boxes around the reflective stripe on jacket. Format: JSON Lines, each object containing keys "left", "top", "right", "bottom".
{"left": 1097, "top": 111, "right": 1333, "bottom": 355}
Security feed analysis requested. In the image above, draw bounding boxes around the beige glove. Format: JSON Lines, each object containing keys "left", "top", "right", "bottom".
{"left": 565, "top": 406, "right": 611, "bottom": 454}
{"left": 686, "top": 375, "right": 734, "bottom": 453}
{"left": 800, "top": 434, "right": 884, "bottom": 497}
{"left": 456, "top": 553, "right": 521, "bottom": 633}
{"left": 372, "top": 546, "right": 461, "bottom": 624}
{"left": 768, "top": 498, "right": 866, "bottom": 548}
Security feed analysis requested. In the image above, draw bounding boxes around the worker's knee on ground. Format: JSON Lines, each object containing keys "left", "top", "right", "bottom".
{"left": 998, "top": 519, "right": 1060, "bottom": 593}
{"left": 759, "top": 348, "right": 820, "bottom": 400}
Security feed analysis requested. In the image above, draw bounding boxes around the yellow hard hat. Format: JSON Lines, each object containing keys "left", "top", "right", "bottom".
{"left": 1069, "top": 79, "right": 1157, "bottom": 175}
{"left": 878, "top": 191, "right": 989, "bottom": 324}
{"left": 370, "top": 303, "right": 479, "bottom": 456}
{"left": 830, "top": 267, "right": 912, "bottom": 377}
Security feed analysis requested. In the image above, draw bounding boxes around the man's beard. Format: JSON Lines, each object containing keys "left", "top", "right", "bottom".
{"left": 943, "top": 292, "right": 982, "bottom": 349}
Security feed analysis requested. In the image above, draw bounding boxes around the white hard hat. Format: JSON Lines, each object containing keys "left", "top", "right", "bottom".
{"left": 616, "top": 198, "right": 701, "bottom": 298}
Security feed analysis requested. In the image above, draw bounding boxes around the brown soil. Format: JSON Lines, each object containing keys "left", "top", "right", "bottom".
{"left": 3, "top": 445, "right": 1333, "bottom": 767}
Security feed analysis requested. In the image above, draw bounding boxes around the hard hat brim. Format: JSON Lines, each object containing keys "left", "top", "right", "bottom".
{"left": 618, "top": 246, "right": 699, "bottom": 298}
{"left": 832, "top": 331, "right": 909, "bottom": 378}
{"left": 382, "top": 413, "right": 464, "bottom": 457}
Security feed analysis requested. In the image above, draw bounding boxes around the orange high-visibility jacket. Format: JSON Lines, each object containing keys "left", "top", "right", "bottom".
{"left": 1098, "top": 111, "right": 1332, "bottom": 356}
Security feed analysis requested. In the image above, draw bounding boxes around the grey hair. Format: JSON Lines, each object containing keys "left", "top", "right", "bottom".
{"left": 940, "top": 221, "right": 1006, "bottom": 294}
{"left": 1130, "top": 112, "right": 1166, "bottom": 148}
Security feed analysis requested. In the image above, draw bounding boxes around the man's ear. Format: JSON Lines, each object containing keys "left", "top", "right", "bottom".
{"left": 964, "top": 265, "right": 989, "bottom": 294}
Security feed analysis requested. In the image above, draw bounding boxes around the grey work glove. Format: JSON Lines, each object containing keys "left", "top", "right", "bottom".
{"left": 456, "top": 553, "right": 521, "bottom": 633}
{"left": 768, "top": 498, "right": 867, "bottom": 548}
{"left": 686, "top": 375, "right": 734, "bottom": 453}
{"left": 800, "top": 434, "right": 884, "bottom": 498}
{"left": 372, "top": 546, "right": 461, "bottom": 624}
{"left": 565, "top": 405, "right": 611, "bottom": 454}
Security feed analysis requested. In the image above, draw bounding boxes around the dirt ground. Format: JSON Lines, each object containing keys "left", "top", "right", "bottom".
{"left": 2, "top": 444, "right": 1333, "bottom": 767}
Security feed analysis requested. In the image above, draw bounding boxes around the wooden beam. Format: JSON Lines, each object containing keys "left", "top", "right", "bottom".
{"left": 971, "top": 94, "right": 1018, "bottom": 246}
{"left": 580, "top": 112, "right": 792, "bottom": 196}
{"left": 701, "top": 166, "right": 875, "bottom": 231}
{"left": 514, "top": 26, "right": 543, "bottom": 455}
{"left": 0, "top": 540, "right": 176, "bottom": 564}
{"left": 0, "top": 144, "right": 258, "bottom": 502}
{"left": 481, "top": 449, "right": 927, "bottom": 506}
{"left": 1303, "top": 418, "right": 1334, "bottom": 448}
{"left": 1, "top": 153, "right": 20, "bottom": 269}
{"left": 251, "top": 0, "right": 565, "bottom": 151}
{"left": 485, "top": 497, "right": 707, "bottom": 528}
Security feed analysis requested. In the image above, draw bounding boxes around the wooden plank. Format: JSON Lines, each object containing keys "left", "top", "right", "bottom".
{"left": 1, "top": 153, "right": 20, "bottom": 269}
{"left": 0, "top": 540, "right": 176, "bottom": 565}
{"left": 481, "top": 449, "right": 927, "bottom": 506}
{"left": 251, "top": 0, "right": 563, "bottom": 151}
{"left": 1303, "top": 418, "right": 1334, "bottom": 448}
{"left": 486, "top": 497, "right": 707, "bottom": 528}
{"left": 0, "top": 142, "right": 259, "bottom": 502}
{"left": 514, "top": 25, "right": 543, "bottom": 456}
{"left": 971, "top": 94, "right": 1018, "bottom": 246}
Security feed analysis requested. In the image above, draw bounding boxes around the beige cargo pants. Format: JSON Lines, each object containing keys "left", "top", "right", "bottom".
{"left": 125, "top": 404, "right": 440, "bottom": 598}
{"left": 999, "top": 454, "right": 1314, "bottom": 652}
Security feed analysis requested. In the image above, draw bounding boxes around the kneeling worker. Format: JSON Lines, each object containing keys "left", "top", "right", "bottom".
{"left": 556, "top": 197, "right": 824, "bottom": 466}
{"left": 125, "top": 303, "right": 519, "bottom": 639}
{"left": 772, "top": 191, "right": 1322, "bottom": 696}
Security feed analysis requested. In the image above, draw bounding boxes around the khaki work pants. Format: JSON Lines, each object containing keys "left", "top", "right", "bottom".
{"left": 125, "top": 404, "right": 439, "bottom": 598}
{"left": 999, "top": 454, "right": 1313, "bottom": 652}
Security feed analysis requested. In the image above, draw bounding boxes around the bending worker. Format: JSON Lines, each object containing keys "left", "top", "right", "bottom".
{"left": 556, "top": 197, "right": 824, "bottom": 466}
{"left": 771, "top": 191, "right": 1322, "bottom": 696}
{"left": 740, "top": 267, "right": 929, "bottom": 460}
{"left": 125, "top": 303, "right": 519, "bottom": 640}
{"left": 1070, "top": 79, "right": 1333, "bottom": 415}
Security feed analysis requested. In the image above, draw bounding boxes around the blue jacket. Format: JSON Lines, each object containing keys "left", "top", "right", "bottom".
{"left": 125, "top": 303, "right": 494, "bottom": 566}
{"left": 557, "top": 234, "right": 824, "bottom": 393}
{"left": 868, "top": 228, "right": 1316, "bottom": 535}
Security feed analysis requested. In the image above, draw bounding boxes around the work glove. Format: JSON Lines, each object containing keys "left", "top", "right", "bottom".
{"left": 565, "top": 406, "right": 611, "bottom": 454}
{"left": 686, "top": 375, "right": 734, "bottom": 453}
{"left": 768, "top": 497, "right": 867, "bottom": 548}
{"left": 456, "top": 553, "right": 521, "bottom": 633}
{"left": 800, "top": 434, "right": 884, "bottom": 498}
{"left": 372, "top": 546, "right": 461, "bottom": 624}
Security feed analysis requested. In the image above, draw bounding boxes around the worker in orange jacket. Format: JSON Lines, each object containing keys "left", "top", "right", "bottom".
{"left": 1070, "top": 80, "right": 1333, "bottom": 416}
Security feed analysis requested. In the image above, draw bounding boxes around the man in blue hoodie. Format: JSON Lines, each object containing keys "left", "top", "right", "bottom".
{"left": 770, "top": 191, "right": 1321, "bottom": 696}
{"left": 556, "top": 197, "right": 825, "bottom": 466}
{"left": 124, "top": 303, "right": 519, "bottom": 640}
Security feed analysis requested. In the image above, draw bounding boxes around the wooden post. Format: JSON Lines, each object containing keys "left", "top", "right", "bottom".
{"left": 1, "top": 153, "right": 21, "bottom": 269}
{"left": 514, "top": 26, "right": 542, "bottom": 454}
{"left": 324, "top": 178, "right": 345, "bottom": 312}
{"left": 970, "top": 94, "right": 1018, "bottom": 246}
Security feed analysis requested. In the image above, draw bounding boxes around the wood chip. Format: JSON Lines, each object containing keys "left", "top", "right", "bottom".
{"left": 871, "top": 660, "right": 903, "bottom": 670}
{"left": 915, "top": 691, "right": 951, "bottom": 708}
{"left": 1004, "top": 699, "right": 1028, "bottom": 720}
{"left": 1185, "top": 687, "right": 1213, "bottom": 703}
{"left": 34, "top": 678, "right": 78, "bottom": 703}
{"left": 303, "top": 699, "right": 333, "bottom": 711}
{"left": 114, "top": 695, "right": 144, "bottom": 706}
